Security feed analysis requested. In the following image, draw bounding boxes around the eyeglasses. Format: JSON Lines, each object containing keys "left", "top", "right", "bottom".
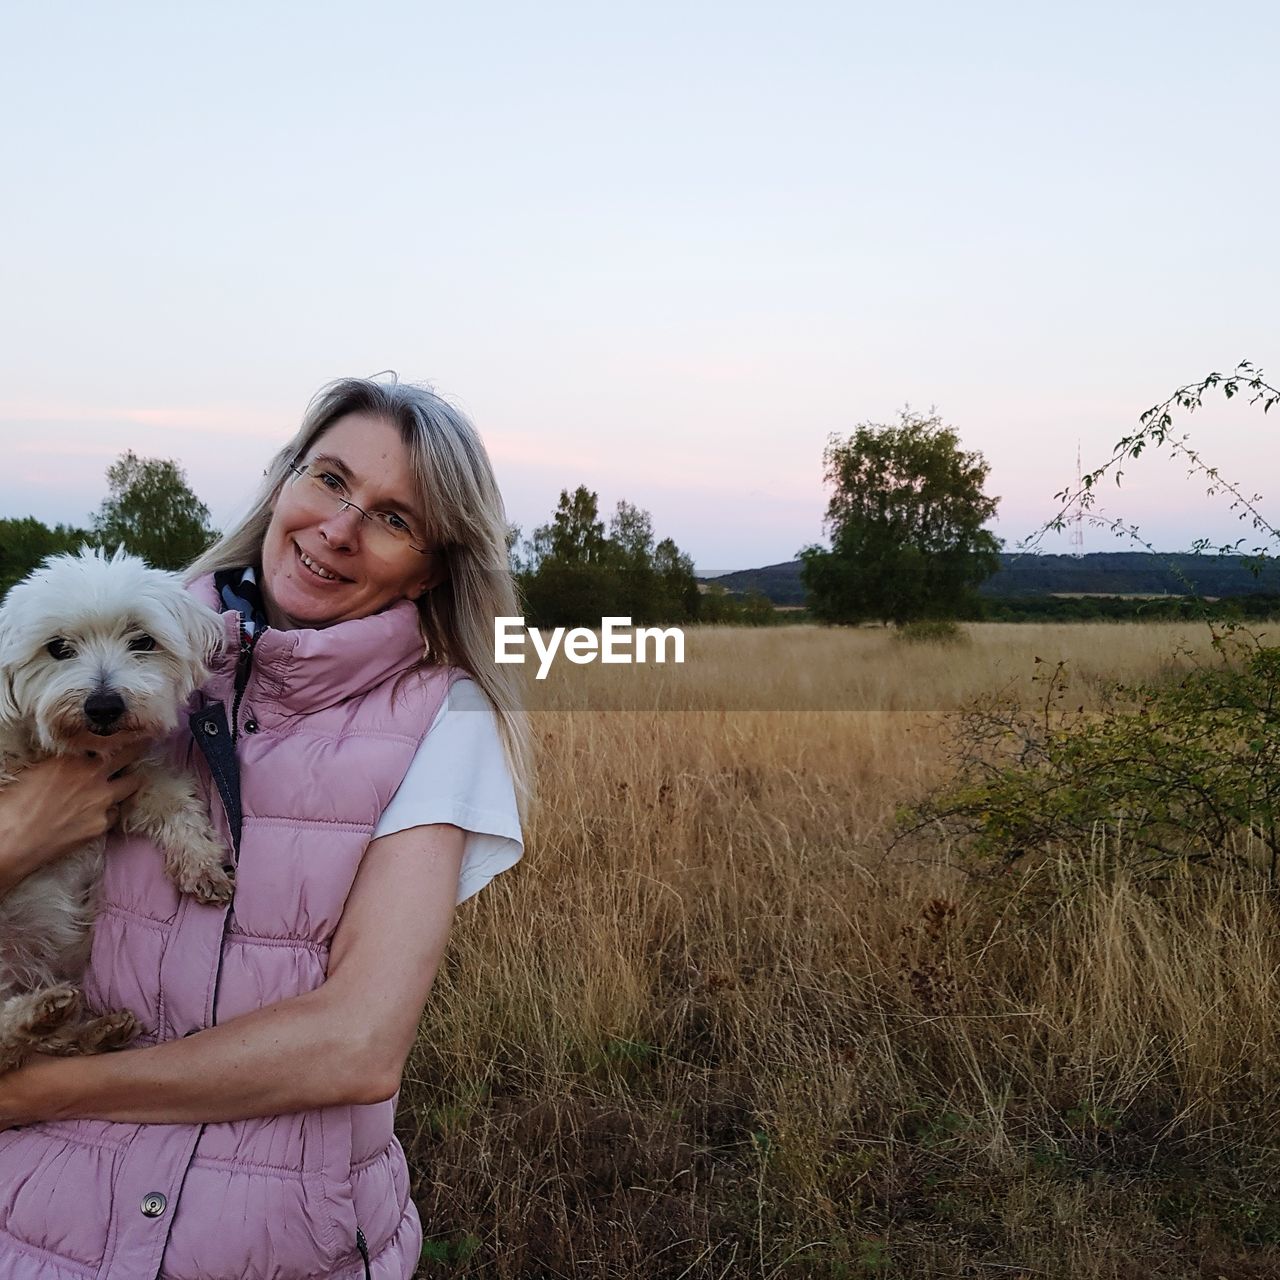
{"left": 287, "top": 463, "right": 434, "bottom": 555}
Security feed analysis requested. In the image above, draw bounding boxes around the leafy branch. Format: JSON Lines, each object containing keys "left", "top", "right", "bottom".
{"left": 1024, "top": 360, "right": 1280, "bottom": 561}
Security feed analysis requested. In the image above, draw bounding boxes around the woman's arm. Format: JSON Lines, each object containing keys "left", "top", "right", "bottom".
{"left": 0, "top": 743, "right": 149, "bottom": 896}
{"left": 0, "top": 822, "right": 464, "bottom": 1126}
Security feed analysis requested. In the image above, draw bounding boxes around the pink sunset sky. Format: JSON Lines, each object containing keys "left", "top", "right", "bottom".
{"left": 2, "top": 2, "right": 1277, "bottom": 571}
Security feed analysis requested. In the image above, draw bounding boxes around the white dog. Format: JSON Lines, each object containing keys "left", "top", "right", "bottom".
{"left": 0, "top": 549, "right": 230, "bottom": 1071}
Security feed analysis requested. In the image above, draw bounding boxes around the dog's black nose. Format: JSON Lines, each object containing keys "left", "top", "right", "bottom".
{"left": 84, "top": 692, "right": 126, "bottom": 730}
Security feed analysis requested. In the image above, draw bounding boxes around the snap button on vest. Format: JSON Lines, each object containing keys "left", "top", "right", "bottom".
{"left": 140, "top": 1192, "right": 167, "bottom": 1218}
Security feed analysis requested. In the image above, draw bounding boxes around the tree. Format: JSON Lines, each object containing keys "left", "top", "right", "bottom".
{"left": 652, "top": 536, "right": 700, "bottom": 621}
{"left": 545, "top": 485, "right": 608, "bottom": 567}
{"left": 93, "top": 451, "right": 218, "bottom": 570}
{"left": 0, "top": 517, "right": 92, "bottom": 599}
{"left": 518, "top": 486, "right": 616, "bottom": 625}
{"left": 607, "top": 501, "right": 658, "bottom": 621}
{"left": 515, "top": 487, "right": 701, "bottom": 628}
{"left": 799, "top": 409, "right": 1001, "bottom": 625}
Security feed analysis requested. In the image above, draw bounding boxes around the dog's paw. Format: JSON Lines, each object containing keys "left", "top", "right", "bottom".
{"left": 176, "top": 861, "right": 236, "bottom": 906}
{"left": 164, "top": 837, "right": 236, "bottom": 905}
{"left": 83, "top": 1010, "right": 142, "bottom": 1053}
{"left": 39, "top": 1007, "right": 142, "bottom": 1057}
{"left": 24, "top": 986, "right": 82, "bottom": 1037}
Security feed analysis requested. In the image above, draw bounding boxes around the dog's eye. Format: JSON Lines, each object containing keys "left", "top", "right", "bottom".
{"left": 128, "top": 634, "right": 157, "bottom": 653}
{"left": 46, "top": 639, "right": 74, "bottom": 661}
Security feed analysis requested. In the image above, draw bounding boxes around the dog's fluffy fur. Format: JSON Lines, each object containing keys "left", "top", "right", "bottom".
{"left": 0, "top": 549, "right": 229, "bottom": 1071}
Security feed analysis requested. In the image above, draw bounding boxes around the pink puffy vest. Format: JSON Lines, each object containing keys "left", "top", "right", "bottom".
{"left": 0, "top": 577, "right": 459, "bottom": 1279}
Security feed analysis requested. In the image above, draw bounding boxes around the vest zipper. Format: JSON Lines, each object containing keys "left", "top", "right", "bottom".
{"left": 205, "top": 616, "right": 262, "bottom": 1024}
{"left": 229, "top": 619, "right": 260, "bottom": 745}
{"left": 356, "top": 1227, "right": 371, "bottom": 1278}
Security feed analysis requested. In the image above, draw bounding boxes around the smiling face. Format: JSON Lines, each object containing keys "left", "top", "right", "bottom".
{"left": 259, "top": 411, "right": 442, "bottom": 630}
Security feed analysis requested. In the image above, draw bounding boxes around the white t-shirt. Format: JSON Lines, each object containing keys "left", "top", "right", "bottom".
{"left": 371, "top": 677, "right": 524, "bottom": 904}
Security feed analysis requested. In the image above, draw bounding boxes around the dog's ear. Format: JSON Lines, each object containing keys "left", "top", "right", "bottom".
{"left": 0, "top": 614, "right": 20, "bottom": 723}
{"left": 134, "top": 566, "right": 229, "bottom": 698}
{"left": 162, "top": 591, "right": 227, "bottom": 695}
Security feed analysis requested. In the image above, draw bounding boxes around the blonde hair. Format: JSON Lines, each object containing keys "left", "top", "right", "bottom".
{"left": 187, "top": 377, "right": 531, "bottom": 816}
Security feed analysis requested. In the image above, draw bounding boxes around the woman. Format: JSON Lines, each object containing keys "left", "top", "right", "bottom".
{"left": 0, "top": 378, "right": 530, "bottom": 1279}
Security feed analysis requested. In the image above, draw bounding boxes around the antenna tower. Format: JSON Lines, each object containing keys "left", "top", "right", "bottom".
{"left": 1069, "top": 439, "right": 1085, "bottom": 558}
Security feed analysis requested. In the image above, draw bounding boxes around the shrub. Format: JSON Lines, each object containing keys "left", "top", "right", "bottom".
{"left": 901, "top": 629, "right": 1280, "bottom": 884}
{"left": 893, "top": 618, "right": 967, "bottom": 645}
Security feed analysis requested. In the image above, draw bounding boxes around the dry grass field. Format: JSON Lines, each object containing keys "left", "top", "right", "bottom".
{"left": 401, "top": 623, "right": 1280, "bottom": 1279}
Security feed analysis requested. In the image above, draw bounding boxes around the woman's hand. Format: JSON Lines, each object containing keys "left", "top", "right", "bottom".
{"left": 0, "top": 741, "right": 151, "bottom": 895}
{"left": 0, "top": 824, "right": 465, "bottom": 1126}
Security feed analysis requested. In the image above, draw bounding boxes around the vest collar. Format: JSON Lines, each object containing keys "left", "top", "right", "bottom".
{"left": 191, "top": 573, "right": 428, "bottom": 716}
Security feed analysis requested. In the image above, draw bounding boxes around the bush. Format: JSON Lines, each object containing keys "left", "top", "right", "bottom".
{"left": 901, "top": 629, "right": 1280, "bottom": 884}
{"left": 893, "top": 618, "right": 967, "bottom": 645}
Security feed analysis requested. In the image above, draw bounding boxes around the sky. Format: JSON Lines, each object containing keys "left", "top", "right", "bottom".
{"left": 2, "top": 1, "right": 1277, "bottom": 572}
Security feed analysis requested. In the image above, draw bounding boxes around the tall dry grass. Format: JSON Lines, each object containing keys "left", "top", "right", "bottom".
{"left": 401, "top": 622, "right": 1280, "bottom": 1279}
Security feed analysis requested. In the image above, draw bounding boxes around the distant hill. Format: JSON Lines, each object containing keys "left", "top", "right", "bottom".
{"left": 704, "top": 553, "right": 1280, "bottom": 607}
{"left": 703, "top": 561, "right": 811, "bottom": 606}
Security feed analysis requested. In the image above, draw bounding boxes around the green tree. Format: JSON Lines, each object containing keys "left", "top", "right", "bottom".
{"left": 545, "top": 485, "right": 608, "bottom": 566}
{"left": 518, "top": 486, "right": 616, "bottom": 625}
{"left": 93, "top": 451, "right": 218, "bottom": 571}
{"left": 652, "top": 536, "right": 700, "bottom": 621}
{"left": 607, "top": 501, "right": 659, "bottom": 621}
{"left": 516, "top": 487, "right": 701, "bottom": 628}
{"left": 697, "top": 583, "right": 740, "bottom": 623}
{"left": 799, "top": 409, "right": 1001, "bottom": 625}
{"left": 0, "top": 517, "right": 91, "bottom": 599}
